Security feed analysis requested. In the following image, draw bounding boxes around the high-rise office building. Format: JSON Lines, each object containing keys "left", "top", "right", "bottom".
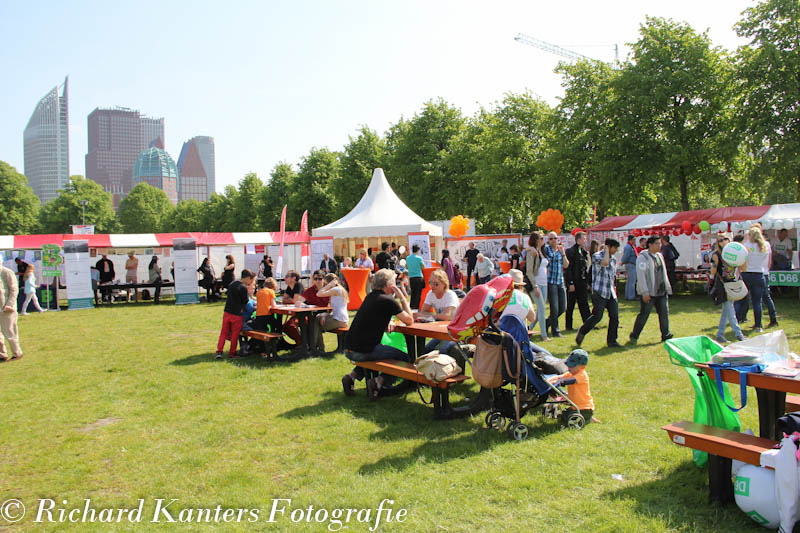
{"left": 23, "top": 77, "right": 70, "bottom": 204}
{"left": 178, "top": 135, "right": 216, "bottom": 199}
{"left": 85, "top": 107, "right": 164, "bottom": 206}
{"left": 132, "top": 147, "right": 180, "bottom": 205}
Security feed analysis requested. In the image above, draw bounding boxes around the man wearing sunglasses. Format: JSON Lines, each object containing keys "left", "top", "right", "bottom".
{"left": 543, "top": 232, "right": 570, "bottom": 338}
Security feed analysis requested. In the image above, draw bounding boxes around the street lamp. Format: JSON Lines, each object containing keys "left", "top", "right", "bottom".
{"left": 79, "top": 200, "right": 88, "bottom": 225}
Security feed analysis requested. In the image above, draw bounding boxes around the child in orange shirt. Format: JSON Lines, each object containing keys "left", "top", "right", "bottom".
{"left": 252, "top": 278, "right": 281, "bottom": 333}
{"left": 549, "top": 349, "right": 595, "bottom": 425}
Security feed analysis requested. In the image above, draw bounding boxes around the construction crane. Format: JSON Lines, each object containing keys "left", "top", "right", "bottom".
{"left": 514, "top": 33, "right": 619, "bottom": 66}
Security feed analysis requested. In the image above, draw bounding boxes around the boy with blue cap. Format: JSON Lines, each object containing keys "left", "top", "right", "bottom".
{"left": 548, "top": 349, "right": 595, "bottom": 425}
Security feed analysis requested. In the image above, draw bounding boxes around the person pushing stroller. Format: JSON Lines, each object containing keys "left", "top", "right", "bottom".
{"left": 548, "top": 349, "right": 596, "bottom": 426}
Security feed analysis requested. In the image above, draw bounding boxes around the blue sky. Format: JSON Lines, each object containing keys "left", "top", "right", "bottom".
{"left": 0, "top": 0, "right": 753, "bottom": 194}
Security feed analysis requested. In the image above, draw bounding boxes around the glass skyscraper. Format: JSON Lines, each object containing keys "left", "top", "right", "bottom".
{"left": 132, "top": 147, "right": 180, "bottom": 205}
{"left": 177, "top": 136, "right": 215, "bottom": 201}
{"left": 85, "top": 107, "right": 164, "bottom": 206}
{"left": 23, "top": 77, "right": 70, "bottom": 204}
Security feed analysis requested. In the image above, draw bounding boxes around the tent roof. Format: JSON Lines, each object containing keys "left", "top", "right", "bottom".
{"left": 590, "top": 215, "right": 638, "bottom": 232}
{"left": 590, "top": 204, "right": 793, "bottom": 231}
{"left": 1, "top": 231, "right": 310, "bottom": 250}
{"left": 313, "top": 168, "right": 443, "bottom": 238}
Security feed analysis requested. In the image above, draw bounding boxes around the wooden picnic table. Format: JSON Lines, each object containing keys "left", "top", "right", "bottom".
{"left": 696, "top": 363, "right": 798, "bottom": 440}
{"left": 271, "top": 303, "right": 331, "bottom": 358}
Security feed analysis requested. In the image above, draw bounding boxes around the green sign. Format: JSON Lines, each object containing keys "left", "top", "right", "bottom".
{"left": 41, "top": 244, "right": 63, "bottom": 277}
{"left": 769, "top": 271, "right": 800, "bottom": 287}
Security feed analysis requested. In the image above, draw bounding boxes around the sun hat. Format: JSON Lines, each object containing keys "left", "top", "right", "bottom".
{"left": 508, "top": 268, "right": 524, "bottom": 286}
{"left": 565, "top": 349, "right": 589, "bottom": 368}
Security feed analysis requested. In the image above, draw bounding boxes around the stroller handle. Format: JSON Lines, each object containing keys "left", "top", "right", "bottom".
{"left": 557, "top": 378, "right": 577, "bottom": 386}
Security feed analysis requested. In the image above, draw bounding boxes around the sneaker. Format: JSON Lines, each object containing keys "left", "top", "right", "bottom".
{"left": 552, "top": 332, "right": 564, "bottom": 338}
{"left": 215, "top": 351, "right": 223, "bottom": 359}
{"left": 342, "top": 374, "right": 355, "bottom": 397}
{"left": 575, "top": 331, "right": 585, "bottom": 346}
{"left": 661, "top": 333, "right": 674, "bottom": 342}
{"left": 752, "top": 327, "right": 764, "bottom": 333}
{"left": 39, "top": 309, "right": 47, "bottom": 313}
{"left": 607, "top": 341, "right": 623, "bottom": 348}
{"left": 20, "top": 312, "right": 29, "bottom": 316}
{"left": 366, "top": 378, "right": 380, "bottom": 402}
{"left": 715, "top": 335, "right": 729, "bottom": 344}
{"left": 736, "top": 334, "right": 746, "bottom": 341}
{"left": 628, "top": 337, "right": 638, "bottom": 345}
{"left": 767, "top": 320, "right": 779, "bottom": 329}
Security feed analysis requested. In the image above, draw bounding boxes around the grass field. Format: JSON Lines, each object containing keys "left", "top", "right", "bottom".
{"left": 1, "top": 290, "right": 798, "bottom": 532}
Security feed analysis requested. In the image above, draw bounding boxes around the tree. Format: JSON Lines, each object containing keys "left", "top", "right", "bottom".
{"left": 0, "top": 161, "right": 40, "bottom": 234}
{"left": 259, "top": 162, "right": 296, "bottom": 230}
{"left": 39, "top": 175, "right": 118, "bottom": 234}
{"left": 200, "top": 193, "right": 233, "bottom": 232}
{"left": 162, "top": 200, "right": 205, "bottom": 232}
{"left": 611, "top": 17, "right": 737, "bottom": 211}
{"left": 736, "top": 0, "right": 800, "bottom": 201}
{"left": 383, "top": 99, "right": 468, "bottom": 219}
{"left": 117, "top": 183, "right": 174, "bottom": 233}
{"left": 230, "top": 173, "right": 265, "bottom": 230}
{"left": 289, "top": 148, "right": 340, "bottom": 228}
{"left": 330, "top": 127, "right": 384, "bottom": 219}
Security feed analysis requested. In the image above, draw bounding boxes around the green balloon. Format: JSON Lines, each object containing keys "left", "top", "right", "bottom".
{"left": 698, "top": 220, "right": 710, "bottom": 231}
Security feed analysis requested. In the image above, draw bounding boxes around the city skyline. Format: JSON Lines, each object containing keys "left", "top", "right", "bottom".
{"left": 177, "top": 136, "right": 215, "bottom": 202}
{"left": 23, "top": 77, "right": 69, "bottom": 204}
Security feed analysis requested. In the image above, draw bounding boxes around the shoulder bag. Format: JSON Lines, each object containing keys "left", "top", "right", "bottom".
{"left": 414, "top": 351, "right": 462, "bottom": 383}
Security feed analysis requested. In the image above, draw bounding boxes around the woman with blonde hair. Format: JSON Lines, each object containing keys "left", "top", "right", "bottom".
{"left": 21, "top": 265, "right": 46, "bottom": 315}
{"left": 420, "top": 269, "right": 459, "bottom": 355}
{"left": 710, "top": 233, "right": 744, "bottom": 343}
{"left": 736, "top": 225, "right": 777, "bottom": 332}
{"left": 313, "top": 273, "right": 350, "bottom": 352}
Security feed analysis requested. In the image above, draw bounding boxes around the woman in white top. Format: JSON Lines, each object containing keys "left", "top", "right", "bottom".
{"left": 737, "top": 226, "right": 777, "bottom": 332}
{"left": 21, "top": 265, "right": 45, "bottom": 315}
{"left": 314, "top": 273, "right": 349, "bottom": 352}
{"left": 525, "top": 231, "right": 550, "bottom": 341}
{"left": 475, "top": 253, "right": 493, "bottom": 284}
{"left": 501, "top": 269, "right": 537, "bottom": 325}
{"left": 419, "top": 269, "right": 459, "bottom": 355}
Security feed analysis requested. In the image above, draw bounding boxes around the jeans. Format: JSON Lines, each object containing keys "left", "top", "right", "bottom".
{"left": 346, "top": 344, "right": 411, "bottom": 385}
{"left": 528, "top": 287, "right": 549, "bottom": 340}
{"left": 578, "top": 293, "right": 619, "bottom": 344}
{"left": 424, "top": 338, "right": 456, "bottom": 356}
{"left": 718, "top": 301, "right": 743, "bottom": 339}
{"left": 630, "top": 295, "right": 671, "bottom": 340}
{"left": 547, "top": 283, "right": 566, "bottom": 335}
{"left": 478, "top": 275, "right": 491, "bottom": 285}
{"left": 763, "top": 274, "right": 777, "bottom": 323}
{"left": 625, "top": 264, "right": 637, "bottom": 300}
{"left": 565, "top": 283, "right": 590, "bottom": 329}
{"left": 409, "top": 276, "right": 425, "bottom": 310}
{"left": 738, "top": 272, "right": 767, "bottom": 328}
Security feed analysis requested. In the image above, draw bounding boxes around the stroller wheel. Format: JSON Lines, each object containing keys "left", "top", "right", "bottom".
{"left": 507, "top": 422, "right": 529, "bottom": 441}
{"left": 487, "top": 412, "right": 506, "bottom": 431}
{"left": 565, "top": 412, "right": 586, "bottom": 430}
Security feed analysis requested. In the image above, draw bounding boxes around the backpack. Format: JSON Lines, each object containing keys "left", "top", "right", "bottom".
{"left": 776, "top": 412, "right": 800, "bottom": 437}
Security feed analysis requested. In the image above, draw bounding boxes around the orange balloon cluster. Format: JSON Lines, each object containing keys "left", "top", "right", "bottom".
{"left": 448, "top": 215, "right": 470, "bottom": 237}
{"left": 536, "top": 209, "right": 564, "bottom": 234}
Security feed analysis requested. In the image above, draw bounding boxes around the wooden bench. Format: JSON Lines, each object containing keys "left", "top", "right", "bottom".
{"left": 663, "top": 420, "right": 777, "bottom": 503}
{"left": 240, "top": 330, "right": 282, "bottom": 359}
{"left": 352, "top": 359, "right": 470, "bottom": 419}
{"left": 329, "top": 326, "right": 349, "bottom": 354}
{"left": 786, "top": 395, "right": 800, "bottom": 412}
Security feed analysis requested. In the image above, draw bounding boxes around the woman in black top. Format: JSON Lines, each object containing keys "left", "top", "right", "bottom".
{"left": 510, "top": 245, "right": 521, "bottom": 270}
{"left": 198, "top": 258, "right": 217, "bottom": 301}
{"left": 221, "top": 255, "right": 235, "bottom": 289}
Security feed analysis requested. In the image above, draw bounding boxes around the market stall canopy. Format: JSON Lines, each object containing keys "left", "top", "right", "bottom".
{"left": 588, "top": 215, "right": 637, "bottom": 232}
{"left": 0, "top": 231, "right": 310, "bottom": 250}
{"left": 591, "top": 204, "right": 797, "bottom": 232}
{"left": 313, "top": 168, "right": 443, "bottom": 238}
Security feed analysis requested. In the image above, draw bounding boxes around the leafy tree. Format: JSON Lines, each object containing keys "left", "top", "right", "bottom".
{"left": 200, "top": 192, "right": 233, "bottom": 232}
{"left": 611, "top": 17, "right": 737, "bottom": 211}
{"left": 39, "top": 175, "right": 118, "bottom": 234}
{"left": 162, "top": 200, "right": 205, "bottom": 232}
{"left": 735, "top": 0, "right": 800, "bottom": 201}
{"left": 117, "top": 182, "right": 174, "bottom": 233}
{"left": 289, "top": 148, "right": 340, "bottom": 228}
{"left": 383, "top": 99, "right": 467, "bottom": 219}
{"left": 0, "top": 161, "right": 40, "bottom": 234}
{"left": 259, "top": 162, "right": 296, "bottom": 230}
{"left": 330, "top": 127, "right": 384, "bottom": 219}
{"left": 230, "top": 173, "right": 264, "bottom": 231}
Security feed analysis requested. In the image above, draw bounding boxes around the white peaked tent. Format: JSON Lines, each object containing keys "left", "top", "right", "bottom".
{"left": 313, "top": 168, "right": 443, "bottom": 238}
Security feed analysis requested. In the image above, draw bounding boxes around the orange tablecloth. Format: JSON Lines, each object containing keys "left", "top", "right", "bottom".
{"left": 341, "top": 268, "right": 370, "bottom": 310}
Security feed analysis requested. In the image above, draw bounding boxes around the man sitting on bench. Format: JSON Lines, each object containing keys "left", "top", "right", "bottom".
{"left": 341, "top": 268, "right": 413, "bottom": 401}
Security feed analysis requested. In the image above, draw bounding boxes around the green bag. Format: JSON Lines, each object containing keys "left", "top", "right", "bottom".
{"left": 664, "top": 336, "right": 742, "bottom": 467}
{"left": 380, "top": 331, "right": 408, "bottom": 354}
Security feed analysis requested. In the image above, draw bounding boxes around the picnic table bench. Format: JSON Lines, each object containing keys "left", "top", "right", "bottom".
{"left": 240, "top": 330, "right": 282, "bottom": 359}
{"left": 353, "top": 359, "right": 471, "bottom": 419}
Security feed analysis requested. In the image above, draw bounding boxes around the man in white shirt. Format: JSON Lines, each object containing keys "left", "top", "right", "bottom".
{"left": 771, "top": 229, "right": 793, "bottom": 271}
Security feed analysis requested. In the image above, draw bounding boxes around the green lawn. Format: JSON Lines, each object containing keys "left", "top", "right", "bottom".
{"left": 1, "top": 291, "right": 798, "bottom": 532}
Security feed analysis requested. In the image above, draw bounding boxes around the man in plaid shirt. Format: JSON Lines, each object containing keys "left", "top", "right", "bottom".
{"left": 576, "top": 238, "right": 621, "bottom": 348}
{"left": 543, "top": 231, "right": 570, "bottom": 338}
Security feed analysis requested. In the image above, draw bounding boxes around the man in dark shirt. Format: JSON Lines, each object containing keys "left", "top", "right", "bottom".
{"left": 341, "top": 268, "right": 413, "bottom": 401}
{"left": 375, "top": 242, "right": 395, "bottom": 271}
{"left": 564, "top": 231, "right": 591, "bottom": 330}
{"left": 319, "top": 254, "right": 337, "bottom": 274}
{"left": 464, "top": 242, "right": 479, "bottom": 290}
{"left": 216, "top": 269, "right": 254, "bottom": 359}
{"left": 95, "top": 254, "right": 115, "bottom": 304}
{"left": 660, "top": 235, "right": 680, "bottom": 289}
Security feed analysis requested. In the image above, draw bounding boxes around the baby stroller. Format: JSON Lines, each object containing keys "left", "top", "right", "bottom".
{"left": 477, "top": 313, "right": 587, "bottom": 440}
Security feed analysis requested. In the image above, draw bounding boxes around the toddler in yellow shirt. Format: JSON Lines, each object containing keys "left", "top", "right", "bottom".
{"left": 548, "top": 349, "right": 595, "bottom": 425}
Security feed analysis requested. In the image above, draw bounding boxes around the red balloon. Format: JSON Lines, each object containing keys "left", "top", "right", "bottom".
{"left": 633, "top": 229, "right": 642, "bottom": 236}
{"left": 681, "top": 221, "right": 692, "bottom": 232}
{"left": 693, "top": 225, "right": 702, "bottom": 235}
{"left": 682, "top": 229, "right": 691, "bottom": 236}
{"left": 672, "top": 229, "right": 681, "bottom": 237}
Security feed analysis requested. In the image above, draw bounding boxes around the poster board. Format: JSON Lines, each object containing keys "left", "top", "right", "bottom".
{"left": 408, "top": 232, "right": 432, "bottom": 266}
{"left": 445, "top": 234, "right": 522, "bottom": 269}
{"left": 63, "top": 240, "right": 94, "bottom": 310}
{"left": 310, "top": 236, "right": 335, "bottom": 273}
{"left": 173, "top": 238, "right": 199, "bottom": 305}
